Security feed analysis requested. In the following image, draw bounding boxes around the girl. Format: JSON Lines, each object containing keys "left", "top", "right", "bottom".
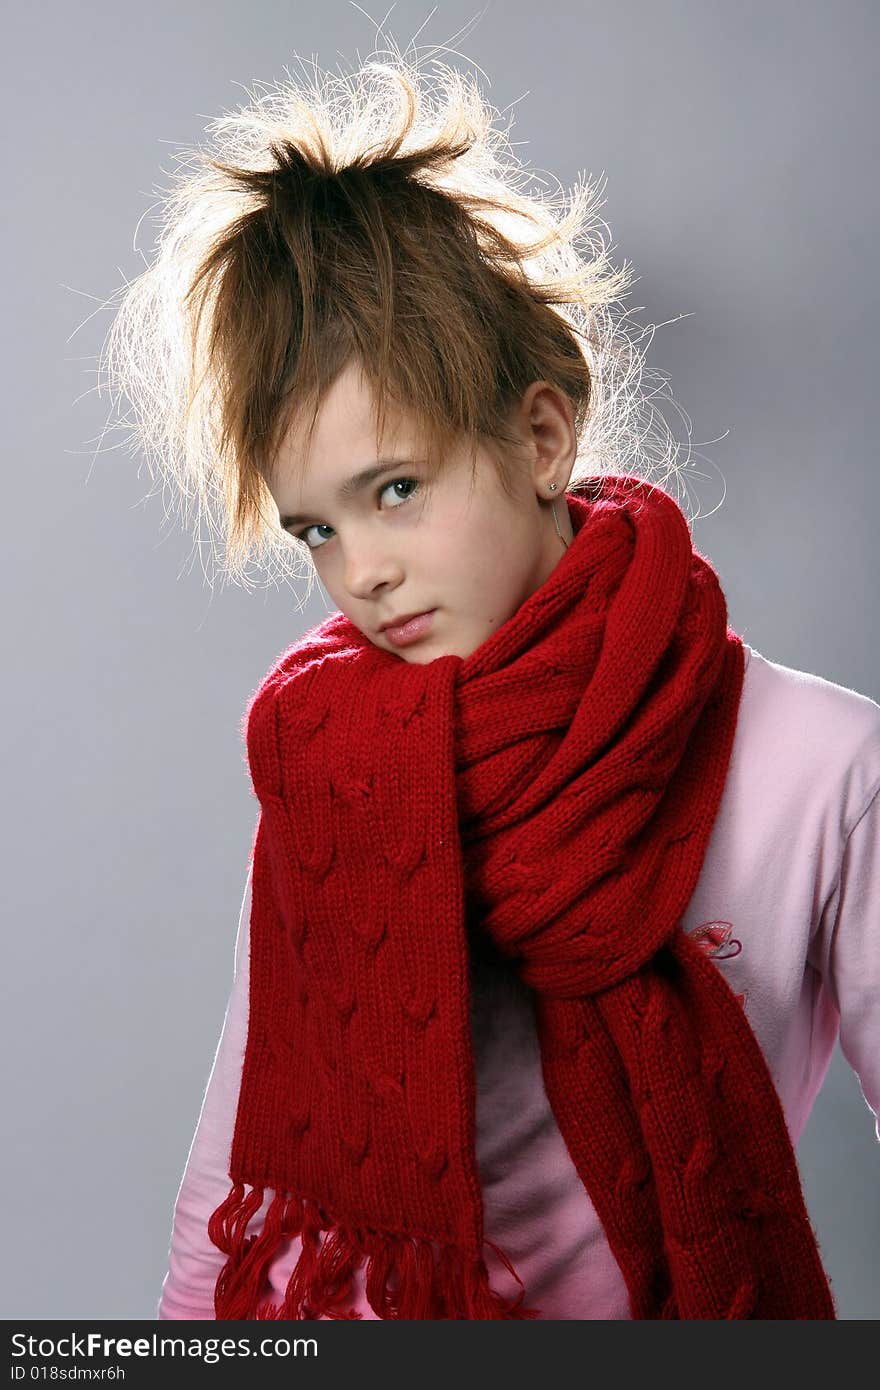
{"left": 102, "top": 47, "right": 880, "bottom": 1320}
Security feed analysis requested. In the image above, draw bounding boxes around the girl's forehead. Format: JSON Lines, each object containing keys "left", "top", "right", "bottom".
{"left": 280, "top": 374, "right": 420, "bottom": 473}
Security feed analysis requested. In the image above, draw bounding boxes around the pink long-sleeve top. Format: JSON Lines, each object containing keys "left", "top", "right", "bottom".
{"left": 157, "top": 643, "right": 880, "bottom": 1319}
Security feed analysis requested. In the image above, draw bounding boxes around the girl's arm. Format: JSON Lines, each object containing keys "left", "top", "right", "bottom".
{"left": 156, "top": 862, "right": 254, "bottom": 1319}
{"left": 819, "top": 780, "right": 880, "bottom": 1139}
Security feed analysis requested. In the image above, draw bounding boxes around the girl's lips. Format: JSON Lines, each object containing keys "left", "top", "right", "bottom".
{"left": 382, "top": 609, "right": 436, "bottom": 647}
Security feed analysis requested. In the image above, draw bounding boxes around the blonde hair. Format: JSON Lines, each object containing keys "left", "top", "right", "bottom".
{"left": 98, "top": 39, "right": 691, "bottom": 604}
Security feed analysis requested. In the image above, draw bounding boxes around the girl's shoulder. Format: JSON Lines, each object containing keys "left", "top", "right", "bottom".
{"left": 735, "top": 642, "right": 880, "bottom": 838}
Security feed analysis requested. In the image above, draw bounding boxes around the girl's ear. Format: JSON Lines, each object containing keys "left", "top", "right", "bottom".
{"left": 514, "top": 382, "right": 578, "bottom": 500}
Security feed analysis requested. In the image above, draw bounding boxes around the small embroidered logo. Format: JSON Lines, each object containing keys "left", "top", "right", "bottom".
{"left": 686, "top": 919, "right": 749, "bottom": 1009}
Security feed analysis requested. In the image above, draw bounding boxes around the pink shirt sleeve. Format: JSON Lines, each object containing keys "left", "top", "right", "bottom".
{"left": 816, "top": 781, "right": 880, "bottom": 1141}
{"left": 156, "top": 864, "right": 254, "bottom": 1319}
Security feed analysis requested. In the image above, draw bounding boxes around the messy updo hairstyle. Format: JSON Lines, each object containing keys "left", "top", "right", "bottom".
{"left": 99, "top": 40, "right": 686, "bottom": 601}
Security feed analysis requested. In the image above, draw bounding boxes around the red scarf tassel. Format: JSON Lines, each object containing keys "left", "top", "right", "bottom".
{"left": 208, "top": 1180, "right": 541, "bottom": 1320}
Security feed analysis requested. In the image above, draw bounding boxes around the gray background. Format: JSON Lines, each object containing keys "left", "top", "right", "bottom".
{"left": 3, "top": 0, "right": 877, "bottom": 1319}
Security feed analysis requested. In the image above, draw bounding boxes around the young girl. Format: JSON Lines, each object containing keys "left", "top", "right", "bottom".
{"left": 102, "top": 47, "right": 879, "bottom": 1320}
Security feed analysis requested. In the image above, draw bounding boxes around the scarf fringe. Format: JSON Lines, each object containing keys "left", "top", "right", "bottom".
{"left": 208, "top": 1181, "right": 541, "bottom": 1320}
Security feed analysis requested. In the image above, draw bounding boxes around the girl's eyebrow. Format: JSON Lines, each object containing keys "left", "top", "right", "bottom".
{"left": 279, "top": 457, "right": 414, "bottom": 529}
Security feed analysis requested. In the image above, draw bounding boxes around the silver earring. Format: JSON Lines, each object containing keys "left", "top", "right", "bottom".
{"left": 547, "top": 484, "right": 569, "bottom": 549}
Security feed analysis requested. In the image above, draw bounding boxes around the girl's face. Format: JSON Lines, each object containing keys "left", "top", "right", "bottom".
{"left": 271, "top": 359, "right": 575, "bottom": 665}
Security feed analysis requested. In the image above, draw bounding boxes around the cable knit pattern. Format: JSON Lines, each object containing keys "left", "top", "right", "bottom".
{"left": 208, "top": 474, "right": 836, "bottom": 1319}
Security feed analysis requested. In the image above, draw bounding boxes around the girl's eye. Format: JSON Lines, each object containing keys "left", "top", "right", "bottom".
{"left": 295, "top": 477, "right": 421, "bottom": 550}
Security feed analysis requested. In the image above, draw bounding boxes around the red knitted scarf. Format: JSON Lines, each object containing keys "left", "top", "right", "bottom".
{"left": 208, "top": 473, "right": 836, "bottom": 1319}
